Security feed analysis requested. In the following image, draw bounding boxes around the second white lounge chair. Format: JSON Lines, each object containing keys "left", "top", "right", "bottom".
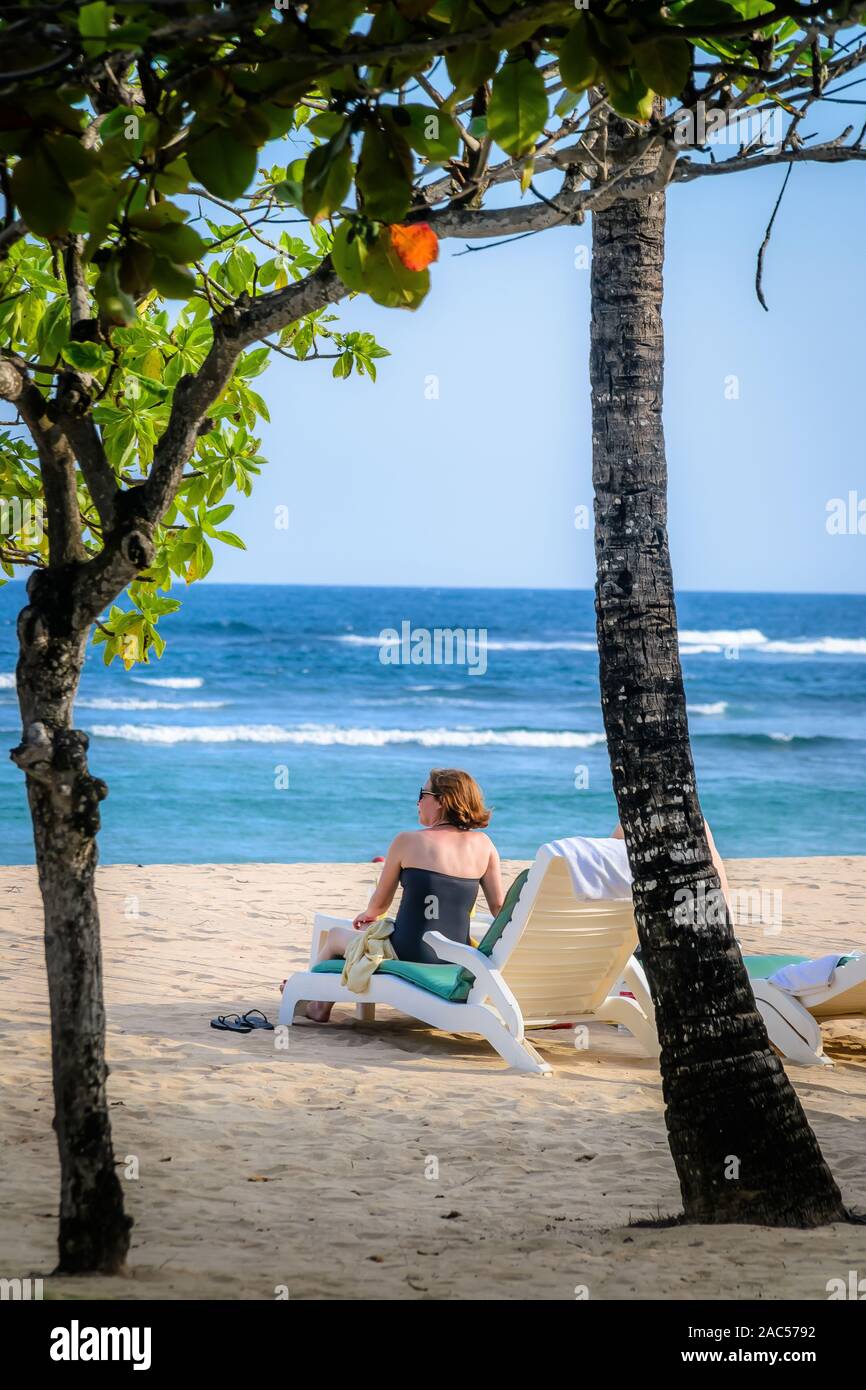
{"left": 745, "top": 951, "right": 866, "bottom": 1067}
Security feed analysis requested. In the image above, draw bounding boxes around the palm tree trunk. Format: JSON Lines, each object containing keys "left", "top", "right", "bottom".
{"left": 589, "top": 113, "right": 844, "bottom": 1226}
{"left": 12, "top": 570, "right": 132, "bottom": 1272}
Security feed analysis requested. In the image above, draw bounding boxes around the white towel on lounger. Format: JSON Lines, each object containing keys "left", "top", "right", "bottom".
{"left": 543, "top": 835, "right": 632, "bottom": 901}
{"left": 768, "top": 954, "right": 840, "bottom": 997}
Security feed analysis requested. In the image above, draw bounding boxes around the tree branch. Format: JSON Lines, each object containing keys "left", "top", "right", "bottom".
{"left": 755, "top": 163, "right": 795, "bottom": 311}
{"left": 426, "top": 136, "right": 677, "bottom": 238}
{"left": 0, "top": 219, "right": 27, "bottom": 259}
{"left": 0, "top": 355, "right": 86, "bottom": 566}
{"left": 674, "top": 139, "right": 866, "bottom": 182}
{"left": 139, "top": 262, "right": 346, "bottom": 529}
{"left": 55, "top": 237, "right": 119, "bottom": 531}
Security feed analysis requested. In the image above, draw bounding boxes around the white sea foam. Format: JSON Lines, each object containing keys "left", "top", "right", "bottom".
{"left": 89, "top": 723, "right": 609, "bottom": 749}
{"left": 482, "top": 640, "right": 598, "bottom": 652}
{"left": 78, "top": 697, "right": 225, "bottom": 712}
{"left": 334, "top": 629, "right": 865, "bottom": 658}
{"left": 760, "top": 637, "right": 866, "bottom": 656}
{"left": 681, "top": 633, "right": 866, "bottom": 657}
{"left": 687, "top": 702, "right": 728, "bottom": 716}
{"left": 335, "top": 635, "right": 597, "bottom": 652}
{"left": 679, "top": 628, "right": 767, "bottom": 648}
{"left": 130, "top": 676, "right": 205, "bottom": 689}
{"left": 0, "top": 673, "right": 15, "bottom": 689}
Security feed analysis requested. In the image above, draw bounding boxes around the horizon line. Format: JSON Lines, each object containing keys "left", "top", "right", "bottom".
{"left": 1, "top": 579, "right": 865, "bottom": 599}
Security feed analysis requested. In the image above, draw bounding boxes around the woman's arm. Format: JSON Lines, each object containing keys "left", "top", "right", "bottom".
{"left": 703, "top": 820, "right": 731, "bottom": 911}
{"left": 352, "top": 833, "right": 405, "bottom": 929}
{"left": 480, "top": 840, "right": 504, "bottom": 917}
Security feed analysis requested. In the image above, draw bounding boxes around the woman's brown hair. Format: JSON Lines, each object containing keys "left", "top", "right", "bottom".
{"left": 428, "top": 768, "right": 491, "bottom": 830}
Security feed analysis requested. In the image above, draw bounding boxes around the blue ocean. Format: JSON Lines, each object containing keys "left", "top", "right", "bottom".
{"left": 0, "top": 583, "right": 864, "bottom": 863}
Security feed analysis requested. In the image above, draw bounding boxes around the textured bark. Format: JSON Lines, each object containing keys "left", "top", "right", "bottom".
{"left": 590, "top": 113, "right": 844, "bottom": 1226}
{"left": 1, "top": 263, "right": 348, "bottom": 1273}
{"left": 12, "top": 568, "right": 132, "bottom": 1272}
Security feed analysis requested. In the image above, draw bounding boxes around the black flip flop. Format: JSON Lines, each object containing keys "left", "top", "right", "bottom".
{"left": 241, "top": 1009, "right": 274, "bottom": 1031}
{"left": 211, "top": 1014, "right": 253, "bottom": 1033}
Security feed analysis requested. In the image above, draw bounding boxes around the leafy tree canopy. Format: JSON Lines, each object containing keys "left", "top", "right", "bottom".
{"left": 0, "top": 0, "right": 863, "bottom": 666}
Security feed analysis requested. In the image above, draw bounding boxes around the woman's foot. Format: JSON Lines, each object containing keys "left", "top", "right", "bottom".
{"left": 305, "top": 1001, "right": 334, "bottom": 1023}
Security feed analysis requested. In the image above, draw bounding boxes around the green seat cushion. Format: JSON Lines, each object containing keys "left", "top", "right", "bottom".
{"left": 743, "top": 953, "right": 809, "bottom": 979}
{"left": 311, "top": 957, "right": 469, "bottom": 1002}
{"left": 310, "top": 871, "right": 531, "bottom": 1007}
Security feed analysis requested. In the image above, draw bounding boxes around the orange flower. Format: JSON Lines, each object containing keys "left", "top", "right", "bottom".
{"left": 389, "top": 222, "right": 439, "bottom": 272}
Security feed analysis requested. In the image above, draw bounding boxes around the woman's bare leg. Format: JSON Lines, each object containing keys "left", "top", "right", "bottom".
{"left": 306, "top": 926, "right": 356, "bottom": 1022}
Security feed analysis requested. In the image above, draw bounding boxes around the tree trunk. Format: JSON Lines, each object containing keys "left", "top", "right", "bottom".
{"left": 589, "top": 114, "right": 845, "bottom": 1226}
{"left": 12, "top": 568, "right": 132, "bottom": 1272}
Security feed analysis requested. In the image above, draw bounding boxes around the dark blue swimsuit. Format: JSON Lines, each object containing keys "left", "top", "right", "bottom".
{"left": 390, "top": 867, "right": 480, "bottom": 965}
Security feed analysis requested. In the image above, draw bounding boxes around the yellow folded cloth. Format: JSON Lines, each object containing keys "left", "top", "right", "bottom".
{"left": 341, "top": 917, "right": 397, "bottom": 994}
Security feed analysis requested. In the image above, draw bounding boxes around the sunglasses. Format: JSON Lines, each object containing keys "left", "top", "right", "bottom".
{"left": 418, "top": 788, "right": 439, "bottom": 801}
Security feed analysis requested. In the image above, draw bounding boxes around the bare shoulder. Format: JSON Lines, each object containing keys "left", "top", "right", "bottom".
{"left": 477, "top": 831, "right": 499, "bottom": 859}
{"left": 391, "top": 829, "right": 422, "bottom": 853}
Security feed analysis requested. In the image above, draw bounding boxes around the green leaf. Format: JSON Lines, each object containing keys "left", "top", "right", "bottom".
{"left": 138, "top": 223, "right": 208, "bottom": 263}
{"left": 401, "top": 105, "right": 460, "bottom": 162}
{"left": 558, "top": 18, "right": 599, "bottom": 94}
{"left": 488, "top": 57, "right": 548, "bottom": 157}
{"left": 673, "top": 0, "right": 741, "bottom": 22}
{"left": 307, "top": 0, "right": 367, "bottom": 35}
{"left": 118, "top": 238, "right": 154, "bottom": 297}
{"left": 155, "top": 158, "right": 192, "bottom": 196}
{"left": 79, "top": 0, "right": 110, "bottom": 54}
{"left": 634, "top": 39, "right": 692, "bottom": 99}
{"left": 94, "top": 258, "right": 138, "bottom": 326}
{"left": 61, "top": 341, "right": 114, "bottom": 371}
{"left": 128, "top": 204, "right": 188, "bottom": 231}
{"left": 124, "top": 370, "right": 169, "bottom": 400}
{"left": 187, "top": 125, "right": 258, "bottom": 200}
{"left": 258, "top": 102, "right": 298, "bottom": 140}
{"left": 554, "top": 89, "right": 583, "bottom": 118}
{"left": 445, "top": 43, "right": 499, "bottom": 99}
{"left": 83, "top": 185, "right": 121, "bottom": 263}
{"left": 592, "top": 18, "right": 634, "bottom": 69}
{"left": 44, "top": 134, "right": 95, "bottom": 184}
{"left": 236, "top": 347, "right": 270, "bottom": 378}
{"left": 356, "top": 123, "right": 413, "bottom": 223}
{"left": 22, "top": 92, "right": 86, "bottom": 135}
{"left": 11, "top": 149, "right": 74, "bottom": 237}
{"left": 604, "top": 68, "right": 655, "bottom": 123}
{"left": 151, "top": 257, "right": 197, "bottom": 299}
{"left": 213, "top": 529, "right": 246, "bottom": 550}
{"left": 301, "top": 134, "right": 353, "bottom": 223}
{"left": 331, "top": 220, "right": 371, "bottom": 293}
{"left": 307, "top": 112, "right": 347, "bottom": 139}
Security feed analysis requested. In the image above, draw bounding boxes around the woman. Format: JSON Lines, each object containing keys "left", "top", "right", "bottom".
{"left": 306, "top": 768, "right": 504, "bottom": 1022}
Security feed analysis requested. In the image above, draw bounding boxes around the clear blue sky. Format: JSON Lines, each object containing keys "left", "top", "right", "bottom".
{"left": 208, "top": 133, "right": 866, "bottom": 594}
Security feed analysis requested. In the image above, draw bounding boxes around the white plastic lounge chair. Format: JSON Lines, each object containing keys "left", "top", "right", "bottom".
{"left": 745, "top": 951, "right": 866, "bottom": 1067}
{"left": 613, "top": 950, "right": 866, "bottom": 1069}
{"left": 277, "top": 843, "right": 660, "bottom": 1076}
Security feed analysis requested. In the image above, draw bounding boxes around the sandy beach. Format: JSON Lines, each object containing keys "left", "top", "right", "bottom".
{"left": 2, "top": 855, "right": 865, "bottom": 1301}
